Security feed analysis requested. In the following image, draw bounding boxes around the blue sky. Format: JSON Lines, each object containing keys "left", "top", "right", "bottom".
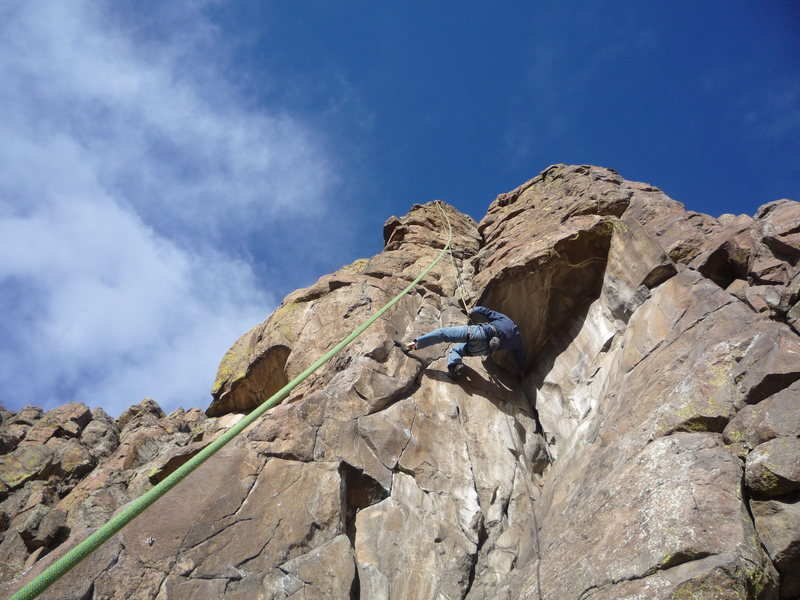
{"left": 1, "top": 1, "right": 798, "bottom": 417}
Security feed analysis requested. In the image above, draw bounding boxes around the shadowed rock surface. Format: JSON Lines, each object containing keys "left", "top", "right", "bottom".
{"left": 2, "top": 164, "right": 799, "bottom": 599}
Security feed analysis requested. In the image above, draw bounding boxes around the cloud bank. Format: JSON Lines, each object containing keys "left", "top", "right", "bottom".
{"left": 0, "top": 1, "right": 337, "bottom": 416}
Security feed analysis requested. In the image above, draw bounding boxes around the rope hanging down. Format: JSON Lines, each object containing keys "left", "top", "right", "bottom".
{"left": 8, "top": 201, "right": 455, "bottom": 600}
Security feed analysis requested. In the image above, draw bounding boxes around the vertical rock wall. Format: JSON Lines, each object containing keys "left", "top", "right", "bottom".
{"left": 471, "top": 166, "right": 800, "bottom": 599}
{"left": 2, "top": 166, "right": 799, "bottom": 599}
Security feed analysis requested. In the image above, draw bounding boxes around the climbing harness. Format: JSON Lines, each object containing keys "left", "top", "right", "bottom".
{"left": 7, "top": 202, "right": 455, "bottom": 600}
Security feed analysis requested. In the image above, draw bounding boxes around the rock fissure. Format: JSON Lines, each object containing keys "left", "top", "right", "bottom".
{"left": 574, "top": 550, "right": 720, "bottom": 600}
{"left": 396, "top": 400, "right": 418, "bottom": 464}
{"left": 625, "top": 295, "right": 737, "bottom": 380}
{"left": 181, "top": 515, "right": 259, "bottom": 555}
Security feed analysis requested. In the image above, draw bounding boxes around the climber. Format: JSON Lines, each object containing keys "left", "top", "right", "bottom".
{"left": 406, "top": 306, "right": 526, "bottom": 378}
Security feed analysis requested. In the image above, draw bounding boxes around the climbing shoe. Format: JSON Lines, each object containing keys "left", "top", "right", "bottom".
{"left": 393, "top": 339, "right": 414, "bottom": 355}
{"left": 447, "top": 363, "right": 465, "bottom": 378}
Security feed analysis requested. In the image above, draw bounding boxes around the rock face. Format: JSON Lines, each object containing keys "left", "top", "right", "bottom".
{"left": 2, "top": 164, "right": 800, "bottom": 599}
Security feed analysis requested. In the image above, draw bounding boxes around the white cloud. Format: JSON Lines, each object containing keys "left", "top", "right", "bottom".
{"left": 2, "top": 2, "right": 335, "bottom": 238}
{"left": 0, "top": 1, "right": 337, "bottom": 416}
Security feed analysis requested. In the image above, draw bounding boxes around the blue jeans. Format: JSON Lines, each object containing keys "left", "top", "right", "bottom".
{"left": 414, "top": 325, "right": 490, "bottom": 368}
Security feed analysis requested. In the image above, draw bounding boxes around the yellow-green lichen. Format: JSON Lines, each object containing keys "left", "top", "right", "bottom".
{"left": 269, "top": 301, "right": 304, "bottom": 344}
{"left": 341, "top": 258, "right": 369, "bottom": 273}
{"left": 670, "top": 565, "right": 748, "bottom": 600}
{"left": 212, "top": 301, "right": 304, "bottom": 396}
{"left": 741, "top": 562, "right": 770, "bottom": 599}
{"left": 611, "top": 219, "right": 630, "bottom": 234}
{"left": 542, "top": 165, "right": 566, "bottom": 187}
{"left": 671, "top": 581, "right": 745, "bottom": 600}
{"left": 708, "top": 362, "right": 733, "bottom": 388}
{"left": 757, "top": 466, "right": 780, "bottom": 493}
{"left": 211, "top": 324, "right": 264, "bottom": 395}
{"left": 658, "top": 391, "right": 735, "bottom": 437}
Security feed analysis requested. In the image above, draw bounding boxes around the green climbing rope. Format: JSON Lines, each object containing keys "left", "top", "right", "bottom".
{"left": 7, "top": 201, "right": 454, "bottom": 600}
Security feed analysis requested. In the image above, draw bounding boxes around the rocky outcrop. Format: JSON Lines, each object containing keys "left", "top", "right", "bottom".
{"left": 2, "top": 165, "right": 799, "bottom": 599}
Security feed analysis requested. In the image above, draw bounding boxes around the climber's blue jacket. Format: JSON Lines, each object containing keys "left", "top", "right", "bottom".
{"left": 471, "top": 306, "right": 526, "bottom": 370}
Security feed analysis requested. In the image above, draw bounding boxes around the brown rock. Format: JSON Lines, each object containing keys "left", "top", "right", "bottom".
{"left": 18, "top": 505, "right": 67, "bottom": 552}
{"left": 18, "top": 403, "right": 92, "bottom": 447}
{"left": 755, "top": 199, "right": 800, "bottom": 261}
{"left": 746, "top": 200, "right": 800, "bottom": 288}
{"left": 0, "top": 445, "right": 56, "bottom": 494}
{"left": 261, "top": 535, "right": 356, "bottom": 599}
{"left": 0, "top": 530, "right": 32, "bottom": 586}
{"left": 733, "top": 325, "right": 800, "bottom": 405}
{"left": 117, "top": 397, "right": 166, "bottom": 433}
{"left": 508, "top": 434, "right": 777, "bottom": 599}
{"left": 356, "top": 399, "right": 415, "bottom": 471}
{"left": 746, "top": 437, "right": 800, "bottom": 497}
{"left": 787, "top": 299, "right": 800, "bottom": 333}
{"left": 355, "top": 472, "right": 476, "bottom": 600}
{"left": 54, "top": 437, "right": 96, "bottom": 480}
{"left": 600, "top": 212, "right": 677, "bottom": 321}
{"left": 571, "top": 552, "right": 776, "bottom": 600}
{"left": 726, "top": 277, "right": 750, "bottom": 303}
{"left": 209, "top": 201, "right": 480, "bottom": 418}
{"left": 1, "top": 526, "right": 122, "bottom": 599}
{"left": 723, "top": 380, "right": 800, "bottom": 449}
{"left": 147, "top": 414, "right": 244, "bottom": 484}
{"left": 147, "top": 443, "right": 202, "bottom": 485}
{"left": 11, "top": 406, "right": 43, "bottom": 426}
{"left": 743, "top": 283, "right": 797, "bottom": 320}
{"left": 18, "top": 422, "right": 59, "bottom": 446}
{"left": 183, "top": 458, "right": 344, "bottom": 578}
{"left": 114, "top": 426, "right": 171, "bottom": 471}
{"left": 751, "top": 496, "right": 800, "bottom": 599}
{"left": 384, "top": 201, "right": 481, "bottom": 257}
{"left": 750, "top": 253, "right": 790, "bottom": 285}
{"left": 156, "top": 577, "right": 227, "bottom": 599}
{"left": 690, "top": 213, "right": 755, "bottom": 288}
{"left": 598, "top": 269, "right": 748, "bottom": 441}
{"left": 208, "top": 329, "right": 291, "bottom": 417}
{"left": 3, "top": 166, "right": 798, "bottom": 599}
{"left": 45, "top": 403, "right": 92, "bottom": 433}
{"left": 625, "top": 195, "right": 722, "bottom": 265}
{"left": 0, "top": 428, "right": 24, "bottom": 455}
{"left": 79, "top": 411, "right": 120, "bottom": 459}
{"left": 55, "top": 468, "right": 130, "bottom": 530}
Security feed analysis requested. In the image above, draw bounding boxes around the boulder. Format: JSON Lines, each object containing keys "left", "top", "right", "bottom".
{"left": 746, "top": 437, "right": 800, "bottom": 497}
{"left": 0, "top": 446, "right": 56, "bottom": 495}
{"left": 18, "top": 505, "right": 67, "bottom": 552}
{"left": 751, "top": 496, "right": 800, "bottom": 599}
{"left": 753, "top": 200, "right": 800, "bottom": 268}
{"left": 261, "top": 535, "right": 356, "bottom": 599}
{"left": 690, "top": 213, "right": 754, "bottom": 288}
{"left": 117, "top": 398, "right": 166, "bottom": 433}
{"left": 724, "top": 380, "right": 800, "bottom": 449}
{"left": 79, "top": 410, "right": 120, "bottom": 459}
{"left": 732, "top": 325, "right": 800, "bottom": 405}
{"left": 10, "top": 406, "right": 43, "bottom": 426}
